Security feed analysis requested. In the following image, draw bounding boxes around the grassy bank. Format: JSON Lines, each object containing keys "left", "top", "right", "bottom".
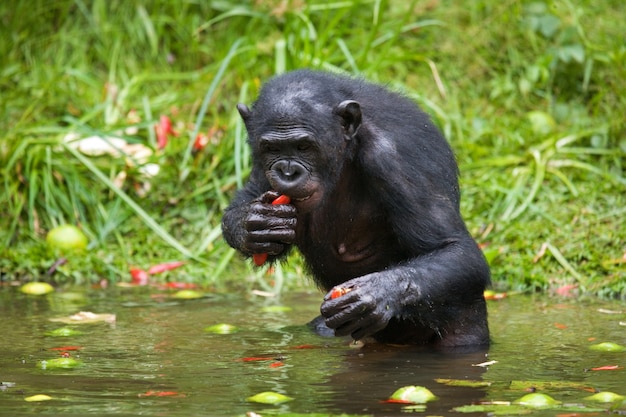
{"left": 1, "top": 0, "right": 624, "bottom": 296}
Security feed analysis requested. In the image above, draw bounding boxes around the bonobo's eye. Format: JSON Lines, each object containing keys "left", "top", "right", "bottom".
{"left": 297, "top": 142, "right": 311, "bottom": 151}
{"left": 295, "top": 136, "right": 315, "bottom": 152}
{"left": 259, "top": 139, "right": 280, "bottom": 153}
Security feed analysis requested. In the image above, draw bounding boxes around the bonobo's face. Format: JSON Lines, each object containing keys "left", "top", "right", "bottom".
{"left": 257, "top": 124, "right": 347, "bottom": 214}
{"left": 237, "top": 96, "right": 360, "bottom": 214}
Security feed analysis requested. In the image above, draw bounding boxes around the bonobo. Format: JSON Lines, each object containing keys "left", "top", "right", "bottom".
{"left": 222, "top": 70, "right": 490, "bottom": 348}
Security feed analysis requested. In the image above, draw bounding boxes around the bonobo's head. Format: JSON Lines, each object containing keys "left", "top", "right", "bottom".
{"left": 237, "top": 72, "right": 361, "bottom": 214}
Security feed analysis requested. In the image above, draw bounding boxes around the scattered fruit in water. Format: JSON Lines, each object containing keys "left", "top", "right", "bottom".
{"left": 584, "top": 392, "right": 625, "bottom": 403}
{"left": 24, "top": 394, "right": 53, "bottom": 402}
{"left": 389, "top": 386, "right": 438, "bottom": 404}
{"left": 589, "top": 342, "right": 626, "bottom": 352}
{"left": 204, "top": 323, "right": 239, "bottom": 334}
{"left": 38, "top": 357, "right": 83, "bottom": 370}
{"left": 514, "top": 393, "right": 561, "bottom": 408}
{"left": 20, "top": 282, "right": 55, "bottom": 295}
{"left": 45, "top": 327, "right": 83, "bottom": 337}
{"left": 246, "top": 391, "right": 294, "bottom": 405}
{"left": 172, "top": 290, "right": 203, "bottom": 299}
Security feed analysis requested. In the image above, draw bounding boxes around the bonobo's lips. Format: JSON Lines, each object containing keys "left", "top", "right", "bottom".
{"left": 289, "top": 191, "right": 321, "bottom": 214}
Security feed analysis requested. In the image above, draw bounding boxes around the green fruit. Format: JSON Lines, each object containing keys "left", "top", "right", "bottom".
{"left": 246, "top": 391, "right": 293, "bottom": 405}
{"left": 584, "top": 392, "right": 625, "bottom": 403}
{"left": 589, "top": 342, "right": 626, "bottom": 352}
{"left": 46, "top": 224, "right": 88, "bottom": 253}
{"left": 390, "top": 386, "right": 438, "bottom": 404}
{"left": 20, "top": 282, "right": 55, "bottom": 295}
{"left": 45, "top": 327, "right": 83, "bottom": 337}
{"left": 38, "top": 358, "right": 83, "bottom": 370}
{"left": 24, "top": 394, "right": 53, "bottom": 402}
{"left": 514, "top": 393, "right": 561, "bottom": 408}
{"left": 203, "top": 323, "right": 239, "bottom": 334}
{"left": 172, "top": 290, "right": 204, "bottom": 299}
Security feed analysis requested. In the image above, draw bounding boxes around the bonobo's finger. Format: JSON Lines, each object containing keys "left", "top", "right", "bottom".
{"left": 322, "top": 298, "right": 370, "bottom": 329}
{"left": 246, "top": 241, "right": 289, "bottom": 256}
{"left": 248, "top": 228, "right": 296, "bottom": 244}
{"left": 349, "top": 318, "right": 387, "bottom": 341}
{"left": 245, "top": 210, "right": 297, "bottom": 232}
{"left": 248, "top": 201, "right": 297, "bottom": 218}
{"left": 259, "top": 190, "right": 281, "bottom": 204}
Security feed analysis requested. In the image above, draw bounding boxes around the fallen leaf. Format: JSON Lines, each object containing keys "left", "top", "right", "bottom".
{"left": 435, "top": 378, "right": 491, "bottom": 388}
{"left": 139, "top": 391, "right": 184, "bottom": 397}
{"left": 240, "top": 357, "right": 276, "bottom": 362}
{"left": 50, "top": 311, "right": 116, "bottom": 324}
{"left": 472, "top": 360, "right": 498, "bottom": 367}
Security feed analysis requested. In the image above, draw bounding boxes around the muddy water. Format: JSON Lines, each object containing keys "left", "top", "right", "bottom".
{"left": 0, "top": 287, "right": 625, "bottom": 416}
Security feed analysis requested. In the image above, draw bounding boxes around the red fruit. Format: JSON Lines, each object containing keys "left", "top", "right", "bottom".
{"left": 253, "top": 195, "right": 291, "bottom": 266}
{"left": 330, "top": 287, "right": 352, "bottom": 299}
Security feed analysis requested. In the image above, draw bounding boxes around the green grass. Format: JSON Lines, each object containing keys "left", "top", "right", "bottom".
{"left": 1, "top": 0, "right": 624, "bottom": 297}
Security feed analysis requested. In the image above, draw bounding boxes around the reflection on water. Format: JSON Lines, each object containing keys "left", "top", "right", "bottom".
{"left": 0, "top": 287, "right": 624, "bottom": 416}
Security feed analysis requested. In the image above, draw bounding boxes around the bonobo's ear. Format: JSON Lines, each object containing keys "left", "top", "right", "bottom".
{"left": 237, "top": 103, "right": 252, "bottom": 122}
{"left": 334, "top": 100, "right": 361, "bottom": 139}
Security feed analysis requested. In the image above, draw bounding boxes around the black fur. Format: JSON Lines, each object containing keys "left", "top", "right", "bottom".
{"left": 222, "top": 70, "right": 490, "bottom": 347}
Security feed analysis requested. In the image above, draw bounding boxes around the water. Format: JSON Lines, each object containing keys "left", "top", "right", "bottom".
{"left": 1, "top": 286, "right": 625, "bottom": 416}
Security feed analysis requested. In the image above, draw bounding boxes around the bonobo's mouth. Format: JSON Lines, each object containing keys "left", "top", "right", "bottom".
{"left": 292, "top": 195, "right": 311, "bottom": 202}
{"left": 289, "top": 190, "right": 321, "bottom": 214}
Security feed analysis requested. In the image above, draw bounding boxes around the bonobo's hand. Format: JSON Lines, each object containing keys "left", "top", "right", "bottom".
{"left": 320, "top": 273, "right": 417, "bottom": 341}
{"left": 241, "top": 191, "right": 297, "bottom": 257}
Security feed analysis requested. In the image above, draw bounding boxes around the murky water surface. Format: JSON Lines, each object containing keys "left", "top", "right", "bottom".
{"left": 1, "top": 287, "right": 625, "bottom": 416}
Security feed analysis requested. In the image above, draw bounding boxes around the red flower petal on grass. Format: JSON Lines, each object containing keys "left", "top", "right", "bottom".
{"left": 147, "top": 261, "right": 186, "bottom": 275}
{"left": 155, "top": 115, "right": 178, "bottom": 150}
{"left": 130, "top": 268, "right": 149, "bottom": 285}
{"left": 590, "top": 365, "right": 623, "bottom": 371}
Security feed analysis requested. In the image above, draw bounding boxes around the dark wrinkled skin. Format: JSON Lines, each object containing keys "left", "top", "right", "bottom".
{"left": 222, "top": 70, "right": 490, "bottom": 348}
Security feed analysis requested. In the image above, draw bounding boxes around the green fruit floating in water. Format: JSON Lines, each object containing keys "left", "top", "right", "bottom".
{"left": 20, "top": 282, "right": 55, "bottom": 295}
{"left": 46, "top": 225, "right": 88, "bottom": 253}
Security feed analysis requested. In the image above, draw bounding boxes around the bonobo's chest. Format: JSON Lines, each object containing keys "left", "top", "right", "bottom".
{"left": 295, "top": 179, "right": 407, "bottom": 289}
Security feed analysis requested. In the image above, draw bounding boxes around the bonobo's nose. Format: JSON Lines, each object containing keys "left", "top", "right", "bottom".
{"left": 271, "top": 160, "right": 307, "bottom": 188}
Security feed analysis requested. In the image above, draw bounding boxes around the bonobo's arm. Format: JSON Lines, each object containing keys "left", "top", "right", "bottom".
{"left": 320, "top": 121, "right": 490, "bottom": 345}
{"left": 221, "top": 174, "right": 297, "bottom": 262}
